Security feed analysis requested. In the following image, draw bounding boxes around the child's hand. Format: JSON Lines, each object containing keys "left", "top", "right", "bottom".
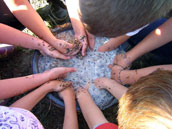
{"left": 39, "top": 42, "right": 72, "bottom": 59}
{"left": 94, "top": 77, "right": 120, "bottom": 90}
{"left": 58, "top": 86, "right": 75, "bottom": 100}
{"left": 113, "top": 53, "right": 131, "bottom": 69}
{"left": 47, "top": 67, "right": 76, "bottom": 80}
{"left": 45, "top": 80, "right": 72, "bottom": 92}
{"left": 98, "top": 39, "right": 117, "bottom": 52}
{"left": 108, "top": 64, "right": 124, "bottom": 84}
{"left": 98, "top": 35, "right": 130, "bottom": 52}
{"left": 50, "top": 39, "right": 74, "bottom": 54}
{"left": 75, "top": 31, "right": 95, "bottom": 56}
{"left": 75, "top": 84, "right": 90, "bottom": 99}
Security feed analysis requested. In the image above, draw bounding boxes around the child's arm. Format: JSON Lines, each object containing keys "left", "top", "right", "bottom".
{"left": 94, "top": 78, "right": 127, "bottom": 100}
{"left": 10, "top": 80, "right": 71, "bottom": 110}
{"left": 77, "top": 88, "right": 108, "bottom": 129}
{"left": 0, "top": 67, "right": 76, "bottom": 99}
{"left": 110, "top": 64, "right": 172, "bottom": 85}
{"left": 59, "top": 87, "right": 78, "bottom": 129}
{"left": 66, "top": 0, "right": 95, "bottom": 56}
{"left": 4, "top": 0, "right": 73, "bottom": 56}
{"left": 0, "top": 24, "right": 70, "bottom": 59}
{"left": 114, "top": 17, "right": 172, "bottom": 68}
{"left": 10, "top": 80, "right": 78, "bottom": 129}
{"left": 98, "top": 35, "right": 130, "bottom": 52}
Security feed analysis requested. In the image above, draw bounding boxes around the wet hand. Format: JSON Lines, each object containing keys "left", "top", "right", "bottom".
{"left": 108, "top": 64, "right": 124, "bottom": 84}
{"left": 58, "top": 86, "right": 75, "bottom": 100}
{"left": 52, "top": 39, "right": 74, "bottom": 54}
{"left": 45, "top": 80, "right": 72, "bottom": 92}
{"left": 75, "top": 31, "right": 95, "bottom": 56}
{"left": 40, "top": 42, "right": 72, "bottom": 59}
{"left": 113, "top": 53, "right": 131, "bottom": 69}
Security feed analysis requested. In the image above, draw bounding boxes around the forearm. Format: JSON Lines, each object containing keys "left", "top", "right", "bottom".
{"left": 0, "top": 23, "right": 45, "bottom": 50}
{"left": 4, "top": 0, "right": 56, "bottom": 45}
{"left": 78, "top": 91, "right": 108, "bottom": 129}
{"left": 0, "top": 72, "right": 51, "bottom": 99}
{"left": 121, "top": 65, "right": 172, "bottom": 85}
{"left": 63, "top": 96, "right": 78, "bottom": 129}
{"left": 66, "top": 0, "right": 85, "bottom": 35}
{"left": 10, "top": 83, "right": 53, "bottom": 110}
{"left": 105, "top": 81, "right": 127, "bottom": 100}
{"left": 110, "top": 35, "right": 130, "bottom": 48}
{"left": 127, "top": 18, "right": 172, "bottom": 62}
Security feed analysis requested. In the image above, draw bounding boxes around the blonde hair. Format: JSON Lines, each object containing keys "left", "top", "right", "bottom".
{"left": 79, "top": 0, "right": 172, "bottom": 37}
{"left": 118, "top": 70, "right": 172, "bottom": 129}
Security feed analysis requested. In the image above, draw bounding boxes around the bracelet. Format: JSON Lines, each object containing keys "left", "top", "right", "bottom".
{"left": 118, "top": 69, "right": 124, "bottom": 85}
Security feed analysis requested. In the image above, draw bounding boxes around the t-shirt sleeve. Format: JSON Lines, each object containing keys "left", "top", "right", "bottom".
{"left": 95, "top": 123, "right": 118, "bottom": 129}
{"left": 126, "top": 24, "right": 149, "bottom": 36}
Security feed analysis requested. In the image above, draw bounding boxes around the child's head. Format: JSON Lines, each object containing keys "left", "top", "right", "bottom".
{"left": 118, "top": 70, "right": 172, "bottom": 129}
{"left": 79, "top": 0, "right": 172, "bottom": 37}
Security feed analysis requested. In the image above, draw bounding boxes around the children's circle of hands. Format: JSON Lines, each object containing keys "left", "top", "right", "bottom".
{"left": 41, "top": 22, "right": 132, "bottom": 97}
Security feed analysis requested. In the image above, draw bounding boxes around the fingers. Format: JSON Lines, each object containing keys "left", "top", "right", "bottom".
{"left": 54, "top": 81, "right": 72, "bottom": 92}
{"left": 57, "top": 40, "right": 74, "bottom": 49}
{"left": 98, "top": 39, "right": 116, "bottom": 52}
{"left": 81, "top": 41, "right": 87, "bottom": 56}
{"left": 54, "top": 52, "right": 71, "bottom": 60}
{"left": 78, "top": 35, "right": 88, "bottom": 56}
{"left": 48, "top": 49, "right": 72, "bottom": 60}
{"left": 86, "top": 31, "right": 95, "bottom": 50}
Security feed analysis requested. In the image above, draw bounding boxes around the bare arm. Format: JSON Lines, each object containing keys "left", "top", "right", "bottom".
{"left": 4, "top": 0, "right": 73, "bottom": 58}
{"left": 119, "top": 65, "right": 172, "bottom": 85}
{"left": 10, "top": 81, "right": 53, "bottom": 110}
{"left": 0, "top": 23, "right": 71, "bottom": 59}
{"left": 0, "top": 23, "right": 43, "bottom": 50}
{"left": 0, "top": 67, "right": 75, "bottom": 99}
{"left": 98, "top": 35, "right": 130, "bottom": 52}
{"left": 126, "top": 18, "right": 172, "bottom": 65}
{"left": 4, "top": 0, "right": 56, "bottom": 45}
{"left": 60, "top": 87, "right": 78, "bottom": 129}
{"left": 66, "top": 0, "right": 95, "bottom": 55}
{"left": 77, "top": 88, "right": 108, "bottom": 129}
{"left": 94, "top": 78, "right": 128, "bottom": 100}
{"left": 10, "top": 79, "right": 78, "bottom": 129}
{"left": 10, "top": 80, "right": 72, "bottom": 110}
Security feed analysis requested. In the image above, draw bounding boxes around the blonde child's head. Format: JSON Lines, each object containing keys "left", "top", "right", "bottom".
{"left": 118, "top": 70, "right": 172, "bottom": 129}
{"left": 79, "top": 0, "right": 172, "bottom": 37}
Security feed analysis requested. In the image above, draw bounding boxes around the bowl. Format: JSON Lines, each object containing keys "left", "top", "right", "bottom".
{"left": 32, "top": 29, "right": 124, "bottom": 110}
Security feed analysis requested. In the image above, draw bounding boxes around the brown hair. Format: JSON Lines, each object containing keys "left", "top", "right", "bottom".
{"left": 118, "top": 70, "right": 172, "bottom": 129}
{"left": 79, "top": 0, "right": 172, "bottom": 37}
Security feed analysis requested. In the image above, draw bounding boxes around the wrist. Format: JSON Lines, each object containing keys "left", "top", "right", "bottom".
{"left": 120, "top": 70, "right": 136, "bottom": 85}
{"left": 127, "top": 50, "right": 138, "bottom": 63}
{"left": 39, "top": 83, "right": 53, "bottom": 94}
{"left": 77, "top": 89, "right": 89, "bottom": 101}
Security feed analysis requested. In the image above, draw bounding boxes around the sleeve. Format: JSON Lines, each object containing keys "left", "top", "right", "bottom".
{"left": 94, "top": 123, "right": 118, "bottom": 129}
{"left": 0, "top": 106, "right": 44, "bottom": 129}
{"left": 126, "top": 24, "right": 149, "bottom": 36}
